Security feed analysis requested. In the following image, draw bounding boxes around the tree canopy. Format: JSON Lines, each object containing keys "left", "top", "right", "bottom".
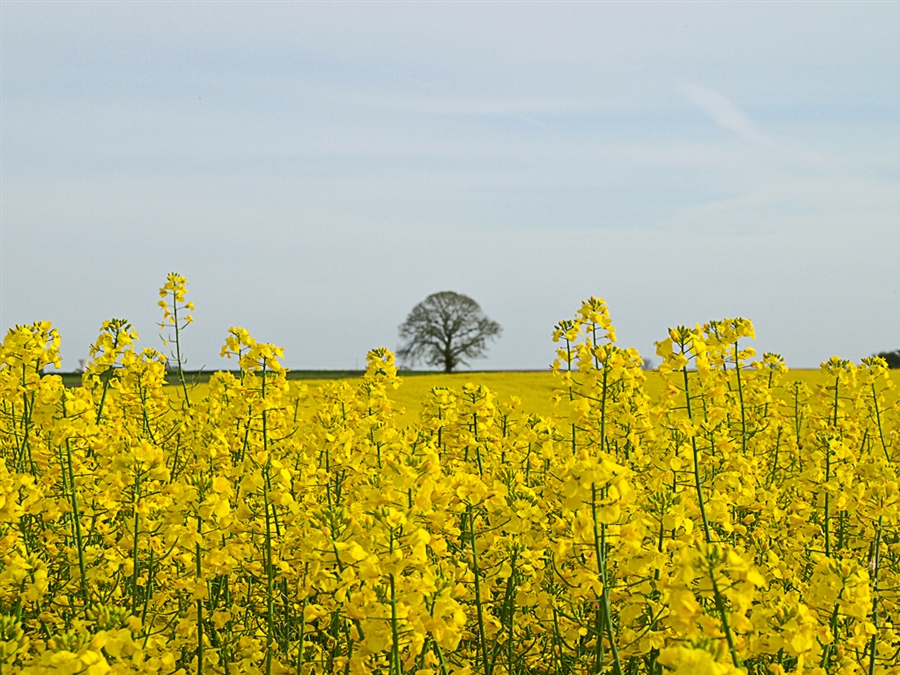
{"left": 397, "top": 291, "right": 501, "bottom": 373}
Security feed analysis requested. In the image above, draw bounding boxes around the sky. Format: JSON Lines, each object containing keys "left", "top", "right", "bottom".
{"left": 2, "top": 2, "right": 898, "bottom": 372}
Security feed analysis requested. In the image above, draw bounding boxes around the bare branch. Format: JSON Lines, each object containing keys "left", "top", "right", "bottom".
{"left": 397, "top": 291, "right": 501, "bottom": 373}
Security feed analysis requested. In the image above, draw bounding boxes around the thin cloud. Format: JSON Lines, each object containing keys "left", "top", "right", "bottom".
{"left": 679, "top": 82, "right": 768, "bottom": 144}
{"left": 346, "top": 93, "right": 597, "bottom": 129}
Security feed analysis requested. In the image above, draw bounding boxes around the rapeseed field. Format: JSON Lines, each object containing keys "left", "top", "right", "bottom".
{"left": 2, "top": 275, "right": 898, "bottom": 674}
{"left": 296, "top": 371, "right": 900, "bottom": 428}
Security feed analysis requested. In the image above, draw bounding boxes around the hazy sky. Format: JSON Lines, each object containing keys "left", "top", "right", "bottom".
{"left": 2, "top": 2, "right": 898, "bottom": 372}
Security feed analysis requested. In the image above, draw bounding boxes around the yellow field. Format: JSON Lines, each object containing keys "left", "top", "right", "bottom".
{"left": 5, "top": 289, "right": 900, "bottom": 674}
{"left": 387, "top": 369, "right": 900, "bottom": 424}
{"left": 182, "top": 368, "right": 900, "bottom": 427}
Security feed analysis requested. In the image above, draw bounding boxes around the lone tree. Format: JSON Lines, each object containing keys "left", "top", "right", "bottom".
{"left": 397, "top": 291, "right": 501, "bottom": 373}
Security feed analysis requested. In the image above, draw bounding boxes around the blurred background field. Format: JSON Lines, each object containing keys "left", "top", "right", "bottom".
{"left": 162, "top": 368, "right": 900, "bottom": 428}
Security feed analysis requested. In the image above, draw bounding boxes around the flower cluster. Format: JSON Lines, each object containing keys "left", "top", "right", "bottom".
{"left": 0, "top": 283, "right": 898, "bottom": 674}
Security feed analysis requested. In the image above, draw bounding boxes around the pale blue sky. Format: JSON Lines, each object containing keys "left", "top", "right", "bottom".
{"left": 2, "top": 2, "right": 898, "bottom": 371}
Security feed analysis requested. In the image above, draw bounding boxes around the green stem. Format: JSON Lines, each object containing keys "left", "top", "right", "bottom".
{"left": 171, "top": 292, "right": 191, "bottom": 406}
{"left": 297, "top": 594, "right": 307, "bottom": 675}
{"left": 260, "top": 360, "right": 275, "bottom": 675}
{"left": 821, "top": 604, "right": 841, "bottom": 669}
{"left": 196, "top": 513, "right": 204, "bottom": 675}
{"left": 592, "top": 485, "right": 623, "bottom": 675}
{"left": 600, "top": 356, "right": 608, "bottom": 455}
{"left": 263, "top": 483, "right": 275, "bottom": 674}
{"left": 682, "top": 366, "right": 712, "bottom": 543}
{"left": 95, "top": 366, "right": 113, "bottom": 425}
{"left": 467, "top": 507, "right": 490, "bottom": 675}
{"left": 388, "top": 527, "right": 401, "bottom": 674}
{"left": 389, "top": 572, "right": 400, "bottom": 674}
{"left": 132, "top": 471, "right": 141, "bottom": 612}
{"left": 870, "top": 383, "right": 890, "bottom": 462}
{"left": 734, "top": 342, "right": 746, "bottom": 455}
{"left": 707, "top": 553, "right": 741, "bottom": 669}
{"left": 868, "top": 516, "right": 883, "bottom": 675}
{"left": 19, "top": 364, "right": 36, "bottom": 475}
{"left": 566, "top": 337, "right": 577, "bottom": 455}
{"left": 140, "top": 545, "right": 155, "bottom": 631}
{"left": 824, "top": 440, "right": 831, "bottom": 558}
{"left": 767, "top": 427, "right": 783, "bottom": 487}
{"left": 63, "top": 436, "right": 88, "bottom": 614}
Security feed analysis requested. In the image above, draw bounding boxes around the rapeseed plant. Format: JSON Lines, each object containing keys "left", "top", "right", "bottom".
{"left": 0, "top": 280, "right": 898, "bottom": 674}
